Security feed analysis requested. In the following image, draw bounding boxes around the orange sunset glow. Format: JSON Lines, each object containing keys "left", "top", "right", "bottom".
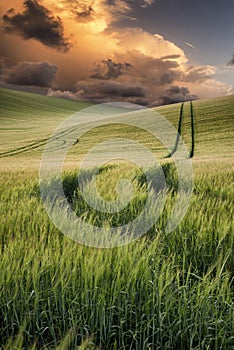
{"left": 0, "top": 0, "right": 233, "bottom": 104}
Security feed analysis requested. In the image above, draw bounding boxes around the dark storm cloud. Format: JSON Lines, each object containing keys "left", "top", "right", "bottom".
{"left": 160, "top": 72, "right": 175, "bottom": 85}
{"left": 2, "top": 0, "right": 71, "bottom": 52}
{"left": 120, "top": 51, "right": 180, "bottom": 86}
{"left": 227, "top": 54, "right": 234, "bottom": 66}
{"left": 48, "top": 80, "right": 148, "bottom": 104}
{"left": 0, "top": 57, "right": 7, "bottom": 77}
{"left": 2, "top": 61, "right": 57, "bottom": 87}
{"left": 46, "top": 52, "right": 192, "bottom": 105}
{"left": 45, "top": 50, "right": 204, "bottom": 106}
{"left": 90, "top": 59, "right": 132, "bottom": 80}
{"left": 76, "top": 80, "right": 146, "bottom": 98}
{"left": 151, "top": 85, "right": 198, "bottom": 106}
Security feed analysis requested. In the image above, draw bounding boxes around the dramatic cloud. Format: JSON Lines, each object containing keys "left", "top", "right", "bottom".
{"left": 227, "top": 54, "right": 234, "bottom": 66}
{"left": 189, "top": 79, "right": 233, "bottom": 99}
{"left": 115, "top": 29, "right": 187, "bottom": 65}
{"left": 0, "top": 0, "right": 232, "bottom": 104}
{"left": 76, "top": 80, "right": 146, "bottom": 101}
{"left": 2, "top": 0, "right": 71, "bottom": 52}
{"left": 160, "top": 72, "right": 175, "bottom": 84}
{"left": 46, "top": 47, "right": 232, "bottom": 105}
{"left": 47, "top": 88, "right": 78, "bottom": 100}
{"left": 182, "top": 65, "right": 214, "bottom": 83}
{"left": 140, "top": 0, "right": 155, "bottom": 8}
{"left": 75, "top": 5, "right": 94, "bottom": 21}
{"left": 107, "top": 0, "right": 155, "bottom": 16}
{"left": 104, "top": 0, "right": 132, "bottom": 16}
{"left": 0, "top": 57, "right": 7, "bottom": 78}
{"left": 48, "top": 0, "right": 155, "bottom": 31}
{"left": 90, "top": 59, "right": 132, "bottom": 80}
{"left": 117, "top": 50, "right": 180, "bottom": 85}
{"left": 2, "top": 61, "right": 57, "bottom": 87}
{"left": 46, "top": 51, "right": 183, "bottom": 104}
{"left": 48, "top": 80, "right": 148, "bottom": 104}
{"left": 54, "top": 0, "right": 94, "bottom": 22}
{"left": 111, "top": 0, "right": 155, "bottom": 9}
{"left": 151, "top": 86, "right": 198, "bottom": 106}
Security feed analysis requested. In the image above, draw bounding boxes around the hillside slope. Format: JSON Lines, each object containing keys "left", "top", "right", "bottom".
{"left": 156, "top": 95, "right": 234, "bottom": 159}
{"left": 0, "top": 88, "right": 233, "bottom": 165}
{"left": 0, "top": 88, "right": 92, "bottom": 159}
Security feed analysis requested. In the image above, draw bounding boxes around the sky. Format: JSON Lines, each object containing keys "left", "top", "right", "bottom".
{"left": 0, "top": 0, "right": 233, "bottom": 106}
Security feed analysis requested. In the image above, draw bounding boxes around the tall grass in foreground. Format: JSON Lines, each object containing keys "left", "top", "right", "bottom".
{"left": 0, "top": 164, "right": 233, "bottom": 349}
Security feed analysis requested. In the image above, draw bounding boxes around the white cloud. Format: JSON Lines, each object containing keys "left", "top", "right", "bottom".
{"left": 185, "top": 42, "right": 195, "bottom": 49}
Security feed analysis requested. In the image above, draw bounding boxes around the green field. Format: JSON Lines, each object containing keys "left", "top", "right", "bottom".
{"left": 0, "top": 88, "right": 233, "bottom": 349}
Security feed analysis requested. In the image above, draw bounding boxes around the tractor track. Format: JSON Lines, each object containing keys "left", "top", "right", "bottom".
{"left": 0, "top": 124, "right": 80, "bottom": 158}
{"left": 167, "top": 101, "right": 195, "bottom": 159}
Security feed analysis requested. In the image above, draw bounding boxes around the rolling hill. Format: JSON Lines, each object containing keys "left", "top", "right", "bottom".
{"left": 0, "top": 88, "right": 233, "bottom": 350}
{"left": 0, "top": 88, "right": 233, "bottom": 169}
